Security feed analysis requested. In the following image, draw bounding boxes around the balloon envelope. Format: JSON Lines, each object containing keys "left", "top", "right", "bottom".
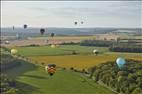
{"left": 40, "top": 28, "right": 45, "bottom": 35}
{"left": 51, "top": 44, "right": 55, "bottom": 48}
{"left": 74, "top": 22, "right": 77, "bottom": 25}
{"left": 5, "top": 41, "right": 9, "bottom": 44}
{"left": 48, "top": 64, "right": 56, "bottom": 68}
{"left": 13, "top": 26, "right": 15, "bottom": 30}
{"left": 93, "top": 49, "right": 98, "bottom": 53}
{"left": 24, "top": 24, "right": 27, "bottom": 29}
{"left": 11, "top": 49, "right": 18, "bottom": 55}
{"left": 116, "top": 57, "right": 126, "bottom": 68}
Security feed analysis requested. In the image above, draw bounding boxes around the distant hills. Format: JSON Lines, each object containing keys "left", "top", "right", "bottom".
{"left": 1, "top": 27, "right": 141, "bottom": 37}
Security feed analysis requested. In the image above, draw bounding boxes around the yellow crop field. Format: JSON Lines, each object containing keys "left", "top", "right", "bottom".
{"left": 28, "top": 54, "right": 142, "bottom": 70}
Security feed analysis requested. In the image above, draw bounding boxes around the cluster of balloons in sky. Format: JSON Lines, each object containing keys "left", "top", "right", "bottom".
{"left": 12, "top": 21, "right": 84, "bottom": 35}
{"left": 74, "top": 21, "right": 84, "bottom": 25}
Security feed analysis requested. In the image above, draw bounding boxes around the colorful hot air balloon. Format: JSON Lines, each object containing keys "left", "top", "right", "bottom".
{"left": 11, "top": 49, "right": 18, "bottom": 55}
{"left": 45, "top": 64, "right": 56, "bottom": 76}
{"left": 40, "top": 28, "right": 45, "bottom": 35}
{"left": 116, "top": 57, "right": 126, "bottom": 68}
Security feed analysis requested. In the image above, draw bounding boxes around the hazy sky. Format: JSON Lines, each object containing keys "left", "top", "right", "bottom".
{"left": 1, "top": 1, "right": 142, "bottom": 28}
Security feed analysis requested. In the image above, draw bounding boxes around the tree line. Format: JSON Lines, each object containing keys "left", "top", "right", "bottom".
{"left": 80, "top": 39, "right": 142, "bottom": 53}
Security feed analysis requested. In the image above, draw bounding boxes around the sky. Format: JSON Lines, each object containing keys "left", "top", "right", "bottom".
{"left": 1, "top": 1, "right": 142, "bottom": 28}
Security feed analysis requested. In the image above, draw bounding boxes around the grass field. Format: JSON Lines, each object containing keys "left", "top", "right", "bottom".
{"left": 5, "top": 45, "right": 142, "bottom": 94}
{"left": 5, "top": 62, "right": 114, "bottom": 94}
{"left": 15, "top": 45, "right": 108, "bottom": 56}
{"left": 14, "top": 45, "right": 142, "bottom": 69}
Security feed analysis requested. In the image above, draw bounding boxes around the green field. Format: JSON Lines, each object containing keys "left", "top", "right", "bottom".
{"left": 5, "top": 62, "right": 114, "bottom": 94}
{"left": 5, "top": 45, "right": 142, "bottom": 94}
{"left": 14, "top": 45, "right": 142, "bottom": 69}
{"left": 15, "top": 45, "right": 108, "bottom": 56}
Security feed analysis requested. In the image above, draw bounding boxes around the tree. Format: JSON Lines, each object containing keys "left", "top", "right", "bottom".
{"left": 132, "top": 87, "right": 142, "bottom": 94}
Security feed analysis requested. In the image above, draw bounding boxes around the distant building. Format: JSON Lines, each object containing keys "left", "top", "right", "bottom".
{"left": 96, "top": 33, "right": 120, "bottom": 41}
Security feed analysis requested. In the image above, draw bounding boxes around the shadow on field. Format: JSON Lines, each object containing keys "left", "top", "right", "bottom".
{"left": 5, "top": 60, "right": 38, "bottom": 79}
{"left": 22, "top": 74, "right": 48, "bottom": 79}
{"left": 16, "top": 81, "right": 40, "bottom": 94}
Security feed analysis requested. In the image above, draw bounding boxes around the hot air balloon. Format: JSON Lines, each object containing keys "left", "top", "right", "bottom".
{"left": 11, "top": 49, "right": 18, "bottom": 55}
{"left": 23, "top": 24, "right": 27, "bottom": 29}
{"left": 13, "top": 26, "right": 15, "bottom": 30}
{"left": 51, "top": 44, "right": 56, "bottom": 48}
{"left": 74, "top": 22, "right": 77, "bottom": 25}
{"left": 5, "top": 41, "right": 9, "bottom": 44}
{"left": 40, "top": 28, "right": 45, "bottom": 35}
{"left": 48, "top": 64, "right": 56, "bottom": 68}
{"left": 93, "top": 49, "right": 99, "bottom": 55}
{"left": 116, "top": 57, "right": 126, "bottom": 68}
{"left": 51, "top": 33, "right": 55, "bottom": 37}
{"left": 45, "top": 64, "right": 56, "bottom": 76}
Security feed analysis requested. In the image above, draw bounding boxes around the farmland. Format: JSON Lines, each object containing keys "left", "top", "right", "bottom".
{"left": 3, "top": 39, "right": 142, "bottom": 94}
{"left": 1, "top": 36, "right": 95, "bottom": 47}
{"left": 4, "top": 62, "right": 115, "bottom": 94}
{"left": 15, "top": 45, "right": 108, "bottom": 56}
{"left": 13, "top": 45, "right": 142, "bottom": 70}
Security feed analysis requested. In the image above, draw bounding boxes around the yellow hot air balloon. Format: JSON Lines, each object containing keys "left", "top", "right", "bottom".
{"left": 51, "top": 44, "right": 56, "bottom": 48}
{"left": 11, "top": 49, "right": 18, "bottom": 55}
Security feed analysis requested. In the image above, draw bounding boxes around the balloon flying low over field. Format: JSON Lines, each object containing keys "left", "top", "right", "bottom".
{"left": 11, "top": 49, "right": 18, "bottom": 55}
{"left": 93, "top": 49, "right": 99, "bottom": 55}
{"left": 45, "top": 64, "right": 56, "bottom": 76}
{"left": 51, "top": 44, "right": 56, "bottom": 48}
{"left": 116, "top": 57, "right": 126, "bottom": 68}
{"left": 5, "top": 41, "right": 10, "bottom": 44}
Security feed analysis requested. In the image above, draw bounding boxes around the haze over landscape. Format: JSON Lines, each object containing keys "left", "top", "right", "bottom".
{"left": 1, "top": 1, "right": 142, "bottom": 28}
